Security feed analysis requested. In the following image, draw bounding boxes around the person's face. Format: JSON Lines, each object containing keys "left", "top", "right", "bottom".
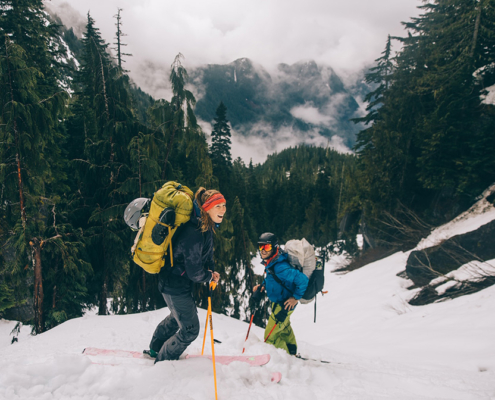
{"left": 206, "top": 202, "right": 226, "bottom": 224}
{"left": 259, "top": 243, "right": 274, "bottom": 259}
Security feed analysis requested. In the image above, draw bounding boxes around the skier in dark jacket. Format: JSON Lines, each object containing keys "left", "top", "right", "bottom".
{"left": 253, "top": 232, "right": 308, "bottom": 355}
{"left": 148, "top": 187, "right": 226, "bottom": 362}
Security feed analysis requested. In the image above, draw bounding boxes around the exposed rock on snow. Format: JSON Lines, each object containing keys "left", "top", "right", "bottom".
{"left": 405, "top": 185, "right": 495, "bottom": 305}
{"left": 406, "top": 219, "right": 495, "bottom": 287}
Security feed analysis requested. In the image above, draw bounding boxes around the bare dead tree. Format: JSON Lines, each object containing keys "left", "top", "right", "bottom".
{"left": 373, "top": 201, "right": 433, "bottom": 250}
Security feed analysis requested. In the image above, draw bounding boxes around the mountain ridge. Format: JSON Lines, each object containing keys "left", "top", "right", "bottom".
{"left": 190, "top": 57, "right": 363, "bottom": 148}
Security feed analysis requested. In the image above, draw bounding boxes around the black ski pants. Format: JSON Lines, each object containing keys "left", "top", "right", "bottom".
{"left": 150, "top": 291, "right": 200, "bottom": 362}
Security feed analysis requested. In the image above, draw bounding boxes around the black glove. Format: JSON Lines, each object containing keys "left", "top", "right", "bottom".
{"left": 274, "top": 307, "right": 288, "bottom": 323}
{"left": 249, "top": 287, "right": 265, "bottom": 310}
{"left": 251, "top": 288, "right": 264, "bottom": 303}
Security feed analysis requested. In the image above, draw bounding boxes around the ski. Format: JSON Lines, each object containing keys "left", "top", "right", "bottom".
{"left": 83, "top": 347, "right": 270, "bottom": 366}
{"left": 271, "top": 371, "right": 282, "bottom": 383}
{"left": 295, "top": 354, "right": 331, "bottom": 364}
{"left": 83, "top": 347, "right": 281, "bottom": 382}
{"left": 185, "top": 353, "right": 270, "bottom": 366}
{"left": 83, "top": 347, "right": 153, "bottom": 359}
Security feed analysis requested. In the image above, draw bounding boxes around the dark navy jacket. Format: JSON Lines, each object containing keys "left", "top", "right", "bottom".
{"left": 158, "top": 201, "right": 214, "bottom": 295}
{"left": 262, "top": 250, "right": 309, "bottom": 303}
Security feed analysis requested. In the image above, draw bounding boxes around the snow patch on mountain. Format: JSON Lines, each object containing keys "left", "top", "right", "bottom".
{"left": 482, "top": 83, "right": 495, "bottom": 105}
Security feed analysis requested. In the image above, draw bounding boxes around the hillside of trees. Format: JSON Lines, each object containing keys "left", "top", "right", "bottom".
{"left": 1, "top": 0, "right": 494, "bottom": 333}
{"left": 346, "top": 0, "right": 495, "bottom": 255}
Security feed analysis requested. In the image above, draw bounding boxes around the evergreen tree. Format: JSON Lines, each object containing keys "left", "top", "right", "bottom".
{"left": 351, "top": 0, "right": 495, "bottom": 249}
{"left": 210, "top": 102, "right": 232, "bottom": 167}
{"left": 68, "top": 13, "right": 137, "bottom": 315}
{"left": 164, "top": 54, "right": 198, "bottom": 178}
{"left": 227, "top": 197, "right": 257, "bottom": 320}
{"left": 146, "top": 54, "right": 201, "bottom": 182}
{"left": 0, "top": 0, "right": 91, "bottom": 332}
{"left": 354, "top": 35, "right": 395, "bottom": 127}
{"left": 113, "top": 8, "right": 132, "bottom": 72}
{"left": 410, "top": 0, "right": 495, "bottom": 196}
{"left": 209, "top": 101, "right": 233, "bottom": 200}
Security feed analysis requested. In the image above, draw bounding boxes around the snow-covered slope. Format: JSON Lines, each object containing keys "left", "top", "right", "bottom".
{"left": 1, "top": 193, "right": 495, "bottom": 399}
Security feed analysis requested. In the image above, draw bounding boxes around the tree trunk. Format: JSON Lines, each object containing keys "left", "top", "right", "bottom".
{"left": 399, "top": 135, "right": 412, "bottom": 193}
{"left": 31, "top": 238, "right": 44, "bottom": 334}
{"left": 16, "top": 152, "right": 26, "bottom": 229}
{"left": 5, "top": 37, "right": 27, "bottom": 230}
{"left": 52, "top": 285, "right": 57, "bottom": 309}
{"left": 470, "top": 2, "right": 482, "bottom": 58}
{"left": 142, "top": 270, "right": 146, "bottom": 311}
{"left": 337, "top": 163, "right": 345, "bottom": 223}
{"left": 94, "top": 38, "right": 110, "bottom": 118}
{"left": 116, "top": 9, "right": 122, "bottom": 70}
{"left": 138, "top": 139, "right": 142, "bottom": 197}
{"left": 162, "top": 125, "right": 177, "bottom": 180}
{"left": 92, "top": 37, "right": 114, "bottom": 183}
{"left": 99, "top": 276, "right": 108, "bottom": 315}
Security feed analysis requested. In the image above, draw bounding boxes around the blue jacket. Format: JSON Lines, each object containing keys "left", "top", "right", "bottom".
{"left": 262, "top": 250, "right": 309, "bottom": 303}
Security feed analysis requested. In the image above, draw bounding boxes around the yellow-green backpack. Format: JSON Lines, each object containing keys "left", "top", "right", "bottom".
{"left": 131, "top": 181, "right": 194, "bottom": 274}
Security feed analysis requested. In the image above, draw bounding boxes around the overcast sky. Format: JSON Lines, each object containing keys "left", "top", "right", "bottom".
{"left": 44, "top": 0, "right": 422, "bottom": 163}
{"left": 45, "top": 0, "right": 421, "bottom": 87}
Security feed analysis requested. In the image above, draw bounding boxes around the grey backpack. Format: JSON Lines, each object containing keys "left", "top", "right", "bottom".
{"left": 285, "top": 238, "right": 325, "bottom": 304}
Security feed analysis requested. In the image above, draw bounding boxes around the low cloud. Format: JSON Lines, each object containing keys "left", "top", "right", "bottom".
{"left": 290, "top": 105, "right": 334, "bottom": 126}
{"left": 44, "top": 0, "right": 421, "bottom": 88}
{"left": 200, "top": 118, "right": 348, "bottom": 165}
{"left": 229, "top": 122, "right": 352, "bottom": 165}
{"left": 45, "top": 0, "right": 415, "bottom": 163}
{"left": 134, "top": 60, "right": 173, "bottom": 100}
{"left": 44, "top": 1, "right": 86, "bottom": 37}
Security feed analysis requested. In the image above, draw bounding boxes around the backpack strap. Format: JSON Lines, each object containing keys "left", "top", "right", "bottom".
{"left": 314, "top": 292, "right": 317, "bottom": 323}
{"left": 131, "top": 215, "right": 148, "bottom": 255}
{"left": 266, "top": 267, "right": 294, "bottom": 297}
{"left": 168, "top": 226, "right": 173, "bottom": 266}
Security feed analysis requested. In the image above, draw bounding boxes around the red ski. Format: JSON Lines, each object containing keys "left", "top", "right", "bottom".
{"left": 83, "top": 347, "right": 270, "bottom": 367}
{"left": 83, "top": 347, "right": 281, "bottom": 382}
{"left": 185, "top": 353, "right": 270, "bottom": 367}
{"left": 83, "top": 347, "right": 153, "bottom": 359}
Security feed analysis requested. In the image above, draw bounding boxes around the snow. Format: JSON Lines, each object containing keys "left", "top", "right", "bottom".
{"left": 482, "top": 84, "right": 495, "bottom": 106}
{"left": 1, "top": 196, "right": 495, "bottom": 399}
{"left": 252, "top": 252, "right": 265, "bottom": 275}
{"left": 356, "top": 233, "right": 363, "bottom": 250}
{"left": 415, "top": 184, "right": 495, "bottom": 250}
{"left": 431, "top": 258, "right": 495, "bottom": 293}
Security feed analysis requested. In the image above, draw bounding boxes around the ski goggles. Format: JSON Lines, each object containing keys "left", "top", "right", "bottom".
{"left": 258, "top": 243, "right": 273, "bottom": 252}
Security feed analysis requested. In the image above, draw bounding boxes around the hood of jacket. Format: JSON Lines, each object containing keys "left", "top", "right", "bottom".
{"left": 190, "top": 199, "right": 202, "bottom": 227}
{"left": 262, "top": 248, "right": 288, "bottom": 269}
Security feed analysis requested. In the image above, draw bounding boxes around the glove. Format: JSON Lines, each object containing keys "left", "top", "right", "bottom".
{"left": 251, "top": 288, "right": 264, "bottom": 303}
{"left": 249, "top": 287, "right": 265, "bottom": 310}
{"left": 274, "top": 307, "right": 288, "bottom": 323}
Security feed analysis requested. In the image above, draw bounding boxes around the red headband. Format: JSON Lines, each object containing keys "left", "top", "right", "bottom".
{"left": 202, "top": 193, "right": 226, "bottom": 212}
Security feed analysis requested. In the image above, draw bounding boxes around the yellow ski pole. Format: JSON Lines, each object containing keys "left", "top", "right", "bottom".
{"left": 208, "top": 281, "right": 218, "bottom": 400}
{"left": 201, "top": 306, "right": 210, "bottom": 355}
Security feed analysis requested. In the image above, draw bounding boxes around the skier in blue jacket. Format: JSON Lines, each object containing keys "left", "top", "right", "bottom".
{"left": 253, "top": 232, "right": 308, "bottom": 355}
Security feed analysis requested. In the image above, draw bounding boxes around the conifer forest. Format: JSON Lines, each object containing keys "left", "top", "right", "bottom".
{"left": 1, "top": 0, "right": 494, "bottom": 333}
